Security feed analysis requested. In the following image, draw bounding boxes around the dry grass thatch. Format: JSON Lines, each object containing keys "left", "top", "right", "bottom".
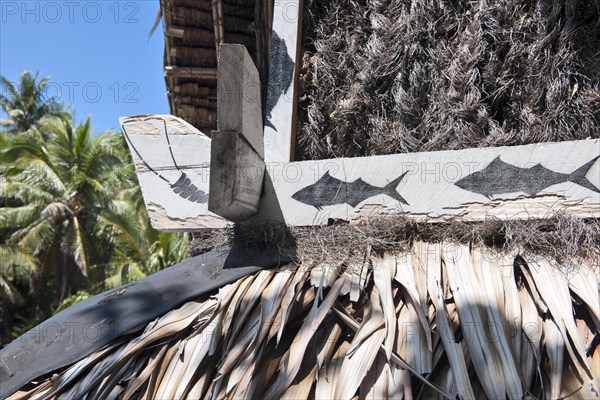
{"left": 189, "top": 213, "right": 600, "bottom": 266}
{"left": 296, "top": 0, "right": 600, "bottom": 159}
{"left": 9, "top": 243, "right": 599, "bottom": 399}
{"left": 5, "top": 1, "right": 600, "bottom": 398}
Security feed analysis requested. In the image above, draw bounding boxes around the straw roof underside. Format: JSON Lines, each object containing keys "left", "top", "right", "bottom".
{"left": 9, "top": 243, "right": 599, "bottom": 399}
{"left": 161, "top": 0, "right": 270, "bottom": 133}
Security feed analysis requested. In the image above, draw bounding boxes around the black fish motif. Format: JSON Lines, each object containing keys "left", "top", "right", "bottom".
{"left": 292, "top": 171, "right": 409, "bottom": 210}
{"left": 264, "top": 31, "right": 295, "bottom": 131}
{"left": 122, "top": 119, "right": 209, "bottom": 204}
{"left": 455, "top": 156, "right": 600, "bottom": 198}
{"left": 170, "top": 172, "right": 208, "bottom": 203}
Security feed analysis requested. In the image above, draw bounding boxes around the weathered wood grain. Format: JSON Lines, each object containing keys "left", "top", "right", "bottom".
{"left": 209, "top": 131, "right": 265, "bottom": 221}
{"left": 217, "top": 44, "right": 264, "bottom": 157}
{"left": 119, "top": 115, "right": 229, "bottom": 231}
{"left": 263, "top": 0, "right": 303, "bottom": 162}
{"left": 251, "top": 139, "right": 600, "bottom": 225}
{"left": 210, "top": 44, "right": 266, "bottom": 221}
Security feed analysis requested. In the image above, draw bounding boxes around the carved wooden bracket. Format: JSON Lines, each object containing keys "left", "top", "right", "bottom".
{"left": 120, "top": 4, "right": 599, "bottom": 231}
{"left": 121, "top": 111, "right": 599, "bottom": 231}
{"left": 209, "top": 45, "right": 265, "bottom": 221}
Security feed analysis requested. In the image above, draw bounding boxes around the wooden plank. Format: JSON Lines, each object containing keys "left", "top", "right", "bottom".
{"left": 217, "top": 44, "right": 264, "bottom": 157}
{"left": 263, "top": 0, "right": 303, "bottom": 162}
{"left": 0, "top": 247, "right": 290, "bottom": 400}
{"left": 251, "top": 139, "right": 600, "bottom": 226}
{"left": 122, "top": 118, "right": 598, "bottom": 229}
{"left": 164, "top": 66, "right": 217, "bottom": 79}
{"left": 209, "top": 131, "right": 265, "bottom": 221}
{"left": 120, "top": 114, "right": 229, "bottom": 231}
{"left": 210, "top": 44, "right": 265, "bottom": 221}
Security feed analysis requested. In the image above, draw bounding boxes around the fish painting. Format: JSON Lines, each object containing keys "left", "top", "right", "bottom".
{"left": 454, "top": 156, "right": 600, "bottom": 198}
{"left": 121, "top": 119, "right": 209, "bottom": 204}
{"left": 264, "top": 31, "right": 295, "bottom": 131}
{"left": 292, "top": 171, "right": 409, "bottom": 210}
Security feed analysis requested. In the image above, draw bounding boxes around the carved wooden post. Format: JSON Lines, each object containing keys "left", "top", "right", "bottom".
{"left": 263, "top": 0, "right": 303, "bottom": 162}
{"left": 209, "top": 44, "right": 266, "bottom": 221}
{"left": 119, "top": 115, "right": 228, "bottom": 231}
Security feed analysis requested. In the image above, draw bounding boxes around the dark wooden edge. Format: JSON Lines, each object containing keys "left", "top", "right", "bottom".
{"left": 0, "top": 247, "right": 289, "bottom": 398}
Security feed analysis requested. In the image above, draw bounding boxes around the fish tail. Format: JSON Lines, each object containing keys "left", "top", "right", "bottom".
{"left": 170, "top": 172, "right": 208, "bottom": 203}
{"left": 384, "top": 171, "right": 409, "bottom": 205}
{"left": 568, "top": 156, "right": 600, "bottom": 193}
{"left": 265, "top": 119, "right": 277, "bottom": 132}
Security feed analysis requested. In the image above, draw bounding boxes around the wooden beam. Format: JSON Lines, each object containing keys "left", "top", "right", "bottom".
{"left": 209, "top": 44, "right": 265, "bottom": 221}
{"left": 164, "top": 66, "right": 217, "bottom": 79}
{"left": 250, "top": 139, "right": 600, "bottom": 225}
{"left": 160, "top": 0, "right": 178, "bottom": 118}
{"left": 209, "top": 131, "right": 265, "bottom": 221}
{"left": 119, "top": 114, "right": 228, "bottom": 231}
{"left": 166, "top": 26, "right": 185, "bottom": 39}
{"left": 121, "top": 115, "right": 598, "bottom": 229}
{"left": 263, "top": 0, "right": 303, "bottom": 162}
{"left": 212, "top": 0, "right": 224, "bottom": 58}
{"left": 217, "top": 44, "right": 264, "bottom": 157}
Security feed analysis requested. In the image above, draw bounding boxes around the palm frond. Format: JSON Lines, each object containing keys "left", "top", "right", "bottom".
{"left": 12, "top": 158, "right": 66, "bottom": 198}
{"left": 0, "top": 132, "right": 46, "bottom": 163}
{"left": 0, "top": 276, "right": 25, "bottom": 305}
{"left": 0, "top": 182, "right": 54, "bottom": 205}
{"left": 71, "top": 217, "right": 91, "bottom": 277}
{"left": 11, "top": 245, "right": 598, "bottom": 399}
{"left": 11, "top": 218, "right": 57, "bottom": 253}
{"left": 0, "top": 205, "right": 40, "bottom": 229}
{"left": 97, "top": 200, "right": 149, "bottom": 265}
{"left": 104, "top": 263, "right": 147, "bottom": 289}
{"left": 0, "top": 245, "right": 38, "bottom": 277}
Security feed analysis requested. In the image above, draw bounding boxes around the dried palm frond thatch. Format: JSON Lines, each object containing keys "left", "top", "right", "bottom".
{"left": 297, "top": 0, "right": 600, "bottom": 159}
{"left": 8, "top": 243, "right": 599, "bottom": 399}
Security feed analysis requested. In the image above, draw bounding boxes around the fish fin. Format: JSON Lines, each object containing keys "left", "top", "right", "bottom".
{"left": 265, "top": 119, "right": 277, "bottom": 132}
{"left": 568, "top": 156, "right": 600, "bottom": 193}
{"left": 384, "top": 171, "right": 410, "bottom": 205}
{"left": 488, "top": 156, "right": 503, "bottom": 165}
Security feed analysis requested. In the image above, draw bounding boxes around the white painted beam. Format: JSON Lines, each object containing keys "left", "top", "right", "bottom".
{"left": 122, "top": 116, "right": 599, "bottom": 229}
{"left": 252, "top": 139, "right": 600, "bottom": 225}
{"left": 263, "top": 0, "right": 303, "bottom": 162}
{"left": 119, "top": 115, "right": 229, "bottom": 231}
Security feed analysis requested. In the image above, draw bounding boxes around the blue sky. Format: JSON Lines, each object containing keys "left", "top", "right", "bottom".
{"left": 1, "top": 0, "right": 169, "bottom": 134}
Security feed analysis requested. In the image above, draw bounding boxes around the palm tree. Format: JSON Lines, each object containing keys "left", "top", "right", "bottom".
{"left": 1, "top": 114, "right": 188, "bottom": 331}
{"left": 0, "top": 116, "right": 123, "bottom": 306}
{"left": 0, "top": 71, "right": 66, "bottom": 134}
{"left": 100, "top": 197, "right": 188, "bottom": 289}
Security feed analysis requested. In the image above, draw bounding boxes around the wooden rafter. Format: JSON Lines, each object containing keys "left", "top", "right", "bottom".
{"left": 211, "top": 0, "right": 224, "bottom": 58}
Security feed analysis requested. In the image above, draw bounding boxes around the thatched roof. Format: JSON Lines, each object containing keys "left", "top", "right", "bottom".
{"left": 5, "top": 243, "right": 600, "bottom": 399}
{"left": 2, "top": 0, "right": 600, "bottom": 398}
{"left": 161, "top": 0, "right": 271, "bottom": 132}
{"left": 296, "top": 0, "right": 600, "bottom": 159}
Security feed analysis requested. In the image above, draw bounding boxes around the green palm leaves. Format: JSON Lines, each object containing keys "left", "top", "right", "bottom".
{"left": 1, "top": 71, "right": 66, "bottom": 134}
{"left": 1, "top": 72, "right": 186, "bottom": 339}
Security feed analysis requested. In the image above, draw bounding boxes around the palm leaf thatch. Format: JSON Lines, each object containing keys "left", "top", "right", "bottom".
{"left": 7, "top": 242, "right": 599, "bottom": 399}
{"left": 4, "top": 0, "right": 599, "bottom": 398}
{"left": 296, "top": 0, "right": 599, "bottom": 159}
